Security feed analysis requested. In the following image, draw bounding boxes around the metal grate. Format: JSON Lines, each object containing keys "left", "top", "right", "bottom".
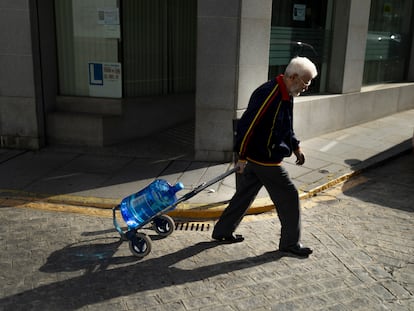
{"left": 175, "top": 222, "right": 210, "bottom": 232}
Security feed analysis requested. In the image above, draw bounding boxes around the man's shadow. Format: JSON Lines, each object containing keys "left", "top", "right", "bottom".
{"left": 0, "top": 228, "right": 289, "bottom": 310}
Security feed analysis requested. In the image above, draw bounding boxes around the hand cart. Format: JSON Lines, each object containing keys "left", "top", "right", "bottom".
{"left": 113, "top": 167, "right": 238, "bottom": 258}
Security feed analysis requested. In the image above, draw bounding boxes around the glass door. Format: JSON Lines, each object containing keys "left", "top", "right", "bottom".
{"left": 55, "top": 0, "right": 121, "bottom": 97}
{"left": 363, "top": 0, "right": 413, "bottom": 84}
{"left": 269, "top": 0, "right": 334, "bottom": 94}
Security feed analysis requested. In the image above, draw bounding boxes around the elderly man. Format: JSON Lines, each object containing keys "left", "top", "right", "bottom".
{"left": 212, "top": 57, "right": 318, "bottom": 257}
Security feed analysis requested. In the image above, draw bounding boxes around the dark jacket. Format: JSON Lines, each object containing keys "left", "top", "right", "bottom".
{"left": 234, "top": 74, "right": 300, "bottom": 165}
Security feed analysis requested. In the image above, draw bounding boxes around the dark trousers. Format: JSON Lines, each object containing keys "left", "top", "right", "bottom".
{"left": 212, "top": 162, "right": 301, "bottom": 249}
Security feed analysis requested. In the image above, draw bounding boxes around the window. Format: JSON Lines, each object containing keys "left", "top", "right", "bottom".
{"left": 363, "top": 0, "right": 413, "bottom": 84}
{"left": 269, "top": 0, "right": 333, "bottom": 94}
{"left": 122, "top": 0, "right": 196, "bottom": 97}
{"left": 55, "top": 0, "right": 120, "bottom": 97}
{"left": 54, "top": 0, "right": 196, "bottom": 98}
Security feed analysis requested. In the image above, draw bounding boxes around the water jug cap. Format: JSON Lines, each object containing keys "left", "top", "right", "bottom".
{"left": 172, "top": 182, "right": 184, "bottom": 193}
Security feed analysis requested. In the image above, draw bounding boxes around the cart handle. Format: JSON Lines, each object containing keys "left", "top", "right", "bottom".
{"left": 174, "top": 166, "right": 239, "bottom": 206}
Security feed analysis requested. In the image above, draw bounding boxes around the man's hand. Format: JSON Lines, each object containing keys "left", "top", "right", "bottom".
{"left": 294, "top": 149, "right": 305, "bottom": 165}
{"left": 235, "top": 160, "right": 247, "bottom": 174}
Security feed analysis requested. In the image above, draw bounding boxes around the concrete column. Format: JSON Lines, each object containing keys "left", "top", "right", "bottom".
{"left": 328, "top": 0, "right": 371, "bottom": 94}
{"left": 0, "top": 0, "right": 40, "bottom": 149}
{"left": 236, "top": 0, "right": 273, "bottom": 114}
{"left": 195, "top": 0, "right": 272, "bottom": 161}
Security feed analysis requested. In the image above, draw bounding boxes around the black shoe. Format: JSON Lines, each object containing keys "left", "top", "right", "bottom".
{"left": 279, "top": 244, "right": 313, "bottom": 257}
{"left": 212, "top": 234, "right": 244, "bottom": 243}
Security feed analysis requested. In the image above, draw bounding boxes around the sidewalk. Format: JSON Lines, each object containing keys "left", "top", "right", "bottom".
{"left": 0, "top": 109, "right": 413, "bottom": 219}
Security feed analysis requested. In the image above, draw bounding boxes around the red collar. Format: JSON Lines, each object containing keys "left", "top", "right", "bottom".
{"left": 276, "top": 74, "right": 291, "bottom": 101}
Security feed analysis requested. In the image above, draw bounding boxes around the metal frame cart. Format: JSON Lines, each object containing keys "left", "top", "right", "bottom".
{"left": 113, "top": 167, "right": 238, "bottom": 258}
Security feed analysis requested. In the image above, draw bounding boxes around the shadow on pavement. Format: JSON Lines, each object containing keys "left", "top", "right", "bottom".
{"left": 342, "top": 151, "right": 414, "bottom": 213}
{"left": 0, "top": 236, "right": 290, "bottom": 309}
{"left": 39, "top": 238, "right": 136, "bottom": 274}
{"left": 0, "top": 121, "right": 210, "bottom": 203}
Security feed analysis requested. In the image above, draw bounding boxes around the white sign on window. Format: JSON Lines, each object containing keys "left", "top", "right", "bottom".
{"left": 72, "top": 1, "right": 120, "bottom": 39}
{"left": 293, "top": 4, "right": 306, "bottom": 21}
{"left": 88, "top": 62, "right": 122, "bottom": 98}
{"left": 97, "top": 8, "right": 120, "bottom": 25}
{"left": 97, "top": 8, "right": 120, "bottom": 38}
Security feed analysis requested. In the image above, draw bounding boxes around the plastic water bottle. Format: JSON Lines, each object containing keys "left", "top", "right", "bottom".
{"left": 120, "top": 179, "right": 184, "bottom": 229}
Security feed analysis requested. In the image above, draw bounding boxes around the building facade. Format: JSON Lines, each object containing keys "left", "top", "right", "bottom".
{"left": 1, "top": 0, "right": 413, "bottom": 161}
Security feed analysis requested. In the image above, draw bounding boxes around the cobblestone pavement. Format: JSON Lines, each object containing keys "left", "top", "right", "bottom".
{"left": 0, "top": 153, "right": 413, "bottom": 310}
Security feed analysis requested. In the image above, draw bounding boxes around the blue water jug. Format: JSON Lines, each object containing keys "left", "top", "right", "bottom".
{"left": 120, "top": 179, "right": 184, "bottom": 229}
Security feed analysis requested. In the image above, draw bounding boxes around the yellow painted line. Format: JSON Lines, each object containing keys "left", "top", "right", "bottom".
{"left": 0, "top": 189, "right": 117, "bottom": 218}
{"left": 0, "top": 198, "right": 28, "bottom": 207}
{"left": 298, "top": 170, "right": 362, "bottom": 200}
{"left": 11, "top": 201, "right": 113, "bottom": 218}
{"left": 0, "top": 189, "right": 119, "bottom": 208}
{"left": 0, "top": 169, "right": 368, "bottom": 220}
{"left": 168, "top": 197, "right": 275, "bottom": 220}
{"left": 1, "top": 199, "right": 112, "bottom": 218}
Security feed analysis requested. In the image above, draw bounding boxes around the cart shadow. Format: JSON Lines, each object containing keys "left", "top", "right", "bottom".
{"left": 39, "top": 224, "right": 174, "bottom": 274}
{"left": 39, "top": 237, "right": 137, "bottom": 273}
{"left": 1, "top": 238, "right": 286, "bottom": 309}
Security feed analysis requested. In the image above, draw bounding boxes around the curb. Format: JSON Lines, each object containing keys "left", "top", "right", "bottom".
{"left": 1, "top": 145, "right": 411, "bottom": 220}
{"left": 0, "top": 169, "right": 359, "bottom": 220}
{"left": 169, "top": 169, "right": 361, "bottom": 219}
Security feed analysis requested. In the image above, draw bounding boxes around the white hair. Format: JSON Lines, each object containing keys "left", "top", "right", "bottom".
{"left": 285, "top": 57, "right": 318, "bottom": 78}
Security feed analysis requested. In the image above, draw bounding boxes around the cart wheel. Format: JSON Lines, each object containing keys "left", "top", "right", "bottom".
{"left": 128, "top": 232, "right": 152, "bottom": 258}
{"left": 152, "top": 215, "right": 175, "bottom": 237}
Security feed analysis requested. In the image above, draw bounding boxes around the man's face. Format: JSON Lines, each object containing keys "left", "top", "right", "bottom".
{"left": 289, "top": 73, "right": 313, "bottom": 97}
